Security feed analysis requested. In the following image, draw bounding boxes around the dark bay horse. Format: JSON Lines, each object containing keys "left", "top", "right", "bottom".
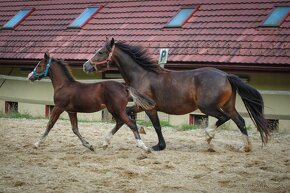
{"left": 83, "top": 38, "right": 270, "bottom": 152}
{"left": 28, "top": 52, "right": 155, "bottom": 152}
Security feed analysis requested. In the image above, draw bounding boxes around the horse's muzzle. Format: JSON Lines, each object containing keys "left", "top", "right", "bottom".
{"left": 83, "top": 61, "right": 96, "bottom": 73}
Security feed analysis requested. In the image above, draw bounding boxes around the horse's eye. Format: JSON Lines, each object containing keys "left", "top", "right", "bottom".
{"left": 98, "top": 51, "right": 103, "bottom": 55}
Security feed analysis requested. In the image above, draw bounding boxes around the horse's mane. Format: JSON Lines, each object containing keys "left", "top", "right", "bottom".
{"left": 54, "top": 58, "right": 75, "bottom": 82}
{"left": 115, "top": 42, "right": 165, "bottom": 74}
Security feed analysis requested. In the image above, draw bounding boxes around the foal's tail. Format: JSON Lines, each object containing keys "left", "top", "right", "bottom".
{"left": 127, "top": 87, "right": 156, "bottom": 110}
{"left": 227, "top": 75, "right": 270, "bottom": 145}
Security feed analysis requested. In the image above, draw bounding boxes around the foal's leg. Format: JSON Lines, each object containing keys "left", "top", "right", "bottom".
{"left": 126, "top": 105, "right": 146, "bottom": 134}
{"left": 34, "top": 106, "right": 63, "bottom": 148}
{"left": 117, "top": 112, "right": 150, "bottom": 152}
{"left": 145, "top": 110, "right": 166, "bottom": 151}
{"left": 103, "top": 117, "right": 124, "bottom": 149}
{"left": 68, "top": 112, "right": 94, "bottom": 151}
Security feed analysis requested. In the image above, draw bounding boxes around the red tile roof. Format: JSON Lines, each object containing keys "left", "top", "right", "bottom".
{"left": 0, "top": 0, "right": 289, "bottom": 71}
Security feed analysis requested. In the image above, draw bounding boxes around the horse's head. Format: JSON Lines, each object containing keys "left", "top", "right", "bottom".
{"left": 28, "top": 52, "right": 52, "bottom": 81}
{"left": 83, "top": 37, "right": 115, "bottom": 73}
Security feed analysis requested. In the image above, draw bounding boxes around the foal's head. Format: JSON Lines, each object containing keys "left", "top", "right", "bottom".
{"left": 28, "top": 52, "right": 52, "bottom": 81}
{"left": 83, "top": 37, "right": 115, "bottom": 73}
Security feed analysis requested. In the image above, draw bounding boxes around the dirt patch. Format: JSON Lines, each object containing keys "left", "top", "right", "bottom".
{"left": 0, "top": 118, "right": 289, "bottom": 193}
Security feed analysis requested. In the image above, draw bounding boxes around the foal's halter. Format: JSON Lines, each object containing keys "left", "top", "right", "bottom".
{"left": 33, "top": 58, "right": 52, "bottom": 78}
{"left": 89, "top": 45, "right": 115, "bottom": 71}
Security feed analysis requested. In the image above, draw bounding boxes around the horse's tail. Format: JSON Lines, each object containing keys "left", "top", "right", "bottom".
{"left": 127, "top": 87, "right": 156, "bottom": 110}
{"left": 227, "top": 75, "right": 270, "bottom": 145}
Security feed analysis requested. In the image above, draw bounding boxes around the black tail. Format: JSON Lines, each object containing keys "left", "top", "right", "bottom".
{"left": 127, "top": 87, "right": 156, "bottom": 110}
{"left": 227, "top": 75, "right": 270, "bottom": 145}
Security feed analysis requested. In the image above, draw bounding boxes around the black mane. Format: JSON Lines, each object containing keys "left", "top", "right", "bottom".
{"left": 54, "top": 58, "right": 75, "bottom": 82}
{"left": 115, "top": 42, "right": 165, "bottom": 73}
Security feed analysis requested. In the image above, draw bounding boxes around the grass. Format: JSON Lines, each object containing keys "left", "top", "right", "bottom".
{"left": 137, "top": 120, "right": 173, "bottom": 128}
{"left": 179, "top": 124, "right": 199, "bottom": 131}
{"left": 0, "top": 111, "right": 36, "bottom": 119}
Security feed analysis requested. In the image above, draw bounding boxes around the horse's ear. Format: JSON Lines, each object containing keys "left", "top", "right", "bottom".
{"left": 110, "top": 38, "right": 115, "bottom": 47}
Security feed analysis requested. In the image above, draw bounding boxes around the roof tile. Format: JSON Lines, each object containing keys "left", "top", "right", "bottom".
{"left": 0, "top": 0, "right": 289, "bottom": 68}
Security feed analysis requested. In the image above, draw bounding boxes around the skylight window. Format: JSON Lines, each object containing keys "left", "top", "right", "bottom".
{"left": 166, "top": 8, "right": 196, "bottom": 27}
{"left": 2, "top": 9, "right": 34, "bottom": 29}
{"left": 68, "top": 7, "right": 100, "bottom": 28}
{"left": 262, "top": 7, "right": 290, "bottom": 27}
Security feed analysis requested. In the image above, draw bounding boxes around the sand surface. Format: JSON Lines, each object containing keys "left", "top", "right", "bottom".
{"left": 0, "top": 118, "right": 289, "bottom": 193}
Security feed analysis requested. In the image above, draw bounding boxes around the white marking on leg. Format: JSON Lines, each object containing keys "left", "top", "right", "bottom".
{"left": 205, "top": 124, "right": 217, "bottom": 151}
{"left": 205, "top": 124, "right": 217, "bottom": 139}
{"left": 103, "top": 131, "right": 113, "bottom": 148}
{"left": 136, "top": 139, "right": 150, "bottom": 152}
{"left": 33, "top": 136, "right": 47, "bottom": 148}
{"left": 243, "top": 135, "right": 252, "bottom": 152}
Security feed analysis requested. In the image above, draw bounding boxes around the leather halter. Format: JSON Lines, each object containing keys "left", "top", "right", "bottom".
{"left": 89, "top": 45, "right": 115, "bottom": 71}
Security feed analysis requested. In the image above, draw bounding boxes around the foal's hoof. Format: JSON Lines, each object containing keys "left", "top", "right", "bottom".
{"left": 152, "top": 144, "right": 166, "bottom": 151}
{"left": 138, "top": 127, "right": 146, "bottom": 135}
{"left": 102, "top": 144, "right": 109, "bottom": 150}
{"left": 89, "top": 145, "right": 95, "bottom": 151}
{"left": 33, "top": 142, "right": 40, "bottom": 149}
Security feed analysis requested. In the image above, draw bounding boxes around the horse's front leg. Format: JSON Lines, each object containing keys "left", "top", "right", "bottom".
{"left": 34, "top": 106, "right": 63, "bottom": 148}
{"left": 68, "top": 112, "right": 94, "bottom": 151}
{"left": 145, "top": 110, "right": 166, "bottom": 151}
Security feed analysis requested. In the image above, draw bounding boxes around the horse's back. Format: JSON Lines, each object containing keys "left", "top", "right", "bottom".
{"left": 192, "top": 68, "right": 233, "bottom": 108}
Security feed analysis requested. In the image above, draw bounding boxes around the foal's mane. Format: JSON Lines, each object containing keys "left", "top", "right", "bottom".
{"left": 53, "top": 58, "right": 75, "bottom": 82}
{"left": 115, "top": 42, "right": 165, "bottom": 73}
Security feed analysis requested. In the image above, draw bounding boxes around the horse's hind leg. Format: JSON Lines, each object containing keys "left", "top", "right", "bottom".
{"left": 103, "top": 117, "right": 124, "bottom": 149}
{"left": 199, "top": 107, "right": 230, "bottom": 146}
{"left": 228, "top": 110, "right": 252, "bottom": 152}
{"left": 68, "top": 112, "right": 94, "bottom": 151}
{"left": 34, "top": 106, "right": 63, "bottom": 148}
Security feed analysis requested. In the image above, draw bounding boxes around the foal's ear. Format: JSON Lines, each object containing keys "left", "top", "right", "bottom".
{"left": 110, "top": 38, "right": 115, "bottom": 47}
{"left": 44, "top": 52, "right": 50, "bottom": 59}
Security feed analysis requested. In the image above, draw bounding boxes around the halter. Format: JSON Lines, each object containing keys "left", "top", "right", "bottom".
{"left": 33, "top": 57, "right": 52, "bottom": 78}
{"left": 89, "top": 45, "right": 115, "bottom": 71}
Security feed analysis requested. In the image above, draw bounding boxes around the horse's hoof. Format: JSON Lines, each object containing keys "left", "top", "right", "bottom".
{"left": 207, "top": 147, "right": 216, "bottom": 152}
{"left": 152, "top": 144, "right": 166, "bottom": 151}
{"left": 243, "top": 146, "right": 252, "bottom": 152}
{"left": 206, "top": 137, "right": 213, "bottom": 144}
{"left": 144, "top": 147, "right": 152, "bottom": 153}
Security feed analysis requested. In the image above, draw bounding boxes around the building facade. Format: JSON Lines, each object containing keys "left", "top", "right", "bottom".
{"left": 0, "top": 0, "right": 289, "bottom": 131}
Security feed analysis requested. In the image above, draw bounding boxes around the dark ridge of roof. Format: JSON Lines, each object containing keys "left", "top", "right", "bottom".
{"left": 0, "top": 0, "right": 289, "bottom": 67}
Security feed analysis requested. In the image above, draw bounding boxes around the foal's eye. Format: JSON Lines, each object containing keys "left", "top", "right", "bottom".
{"left": 98, "top": 51, "right": 103, "bottom": 55}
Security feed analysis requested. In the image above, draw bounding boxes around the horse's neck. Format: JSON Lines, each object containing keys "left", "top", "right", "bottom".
{"left": 114, "top": 48, "right": 148, "bottom": 84}
{"left": 49, "top": 63, "right": 73, "bottom": 90}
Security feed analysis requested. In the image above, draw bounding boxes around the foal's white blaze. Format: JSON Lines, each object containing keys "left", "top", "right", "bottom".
{"left": 136, "top": 139, "right": 150, "bottom": 152}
